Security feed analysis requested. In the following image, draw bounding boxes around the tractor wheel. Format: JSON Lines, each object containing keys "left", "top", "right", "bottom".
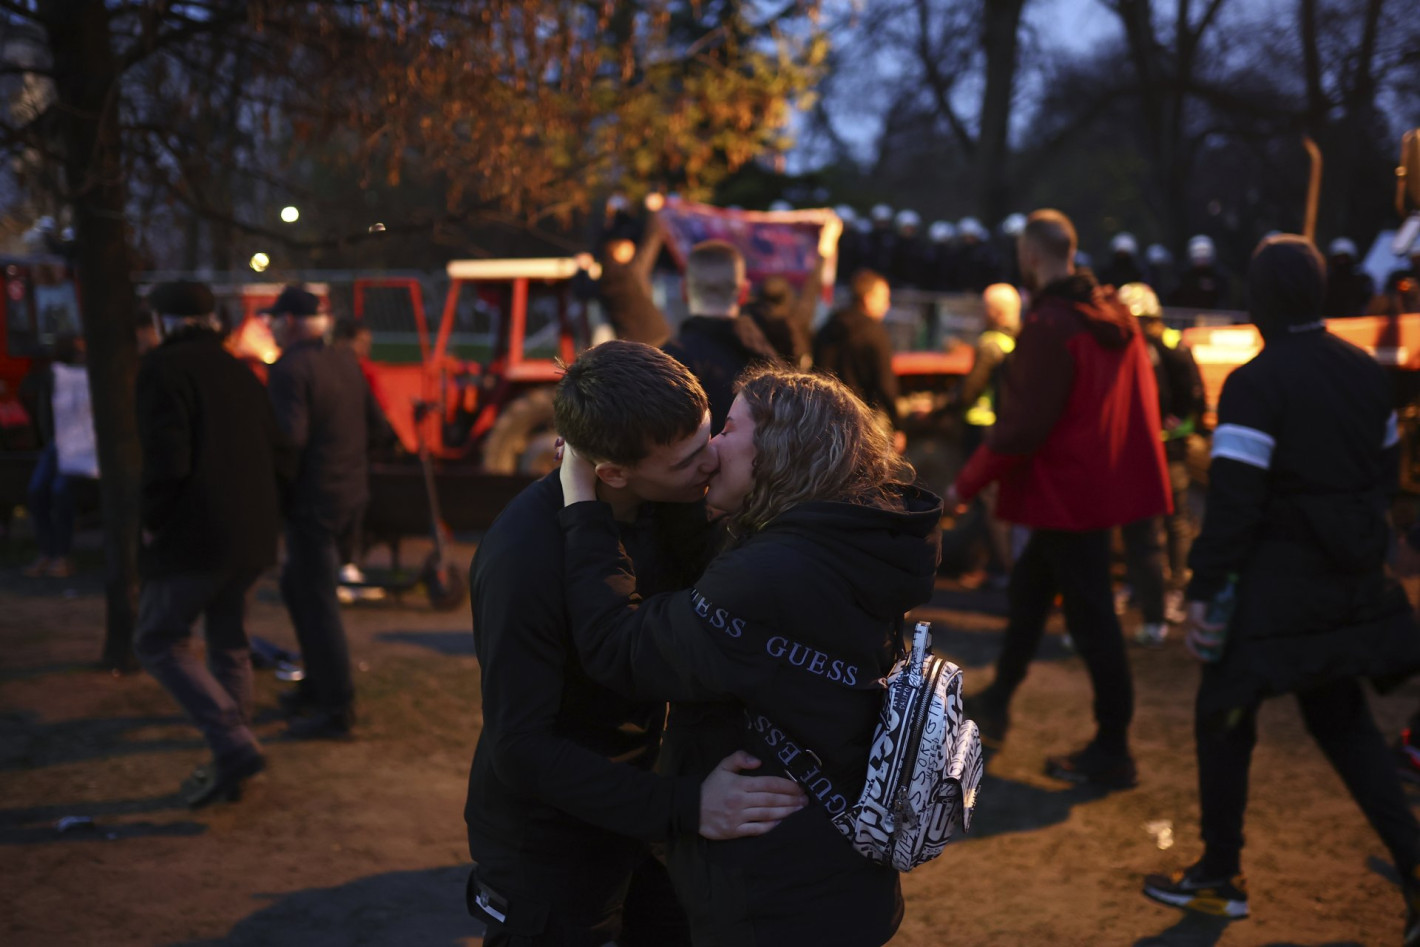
{"left": 423, "top": 557, "right": 467, "bottom": 612}
{"left": 482, "top": 387, "right": 559, "bottom": 475}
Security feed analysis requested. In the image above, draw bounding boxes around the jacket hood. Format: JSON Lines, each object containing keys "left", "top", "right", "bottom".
{"left": 769, "top": 483, "right": 942, "bottom": 619}
{"left": 1037, "top": 275, "right": 1138, "bottom": 350}
{"left": 1248, "top": 234, "right": 1326, "bottom": 341}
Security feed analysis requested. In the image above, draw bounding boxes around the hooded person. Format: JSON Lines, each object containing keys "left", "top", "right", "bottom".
{"left": 1143, "top": 235, "right": 1420, "bottom": 935}
{"left": 953, "top": 209, "right": 1170, "bottom": 789}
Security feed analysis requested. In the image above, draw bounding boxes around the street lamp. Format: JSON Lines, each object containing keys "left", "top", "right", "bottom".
{"left": 280, "top": 205, "right": 300, "bottom": 223}
{"left": 250, "top": 252, "right": 271, "bottom": 273}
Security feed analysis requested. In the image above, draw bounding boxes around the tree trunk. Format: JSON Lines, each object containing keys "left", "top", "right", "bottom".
{"left": 976, "top": 0, "right": 1027, "bottom": 224}
{"left": 43, "top": 0, "right": 142, "bottom": 671}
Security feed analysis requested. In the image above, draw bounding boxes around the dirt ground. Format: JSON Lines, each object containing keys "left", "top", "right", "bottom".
{"left": 3, "top": 534, "right": 1419, "bottom": 947}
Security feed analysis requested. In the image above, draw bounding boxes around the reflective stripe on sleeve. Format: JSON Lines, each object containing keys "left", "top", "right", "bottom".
{"left": 1211, "top": 423, "right": 1275, "bottom": 470}
{"left": 1385, "top": 412, "right": 1400, "bottom": 449}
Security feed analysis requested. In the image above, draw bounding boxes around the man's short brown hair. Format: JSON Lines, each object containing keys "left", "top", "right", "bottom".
{"left": 554, "top": 340, "right": 709, "bottom": 465}
{"left": 850, "top": 268, "right": 887, "bottom": 304}
{"left": 685, "top": 240, "right": 745, "bottom": 314}
{"left": 1022, "top": 209, "right": 1077, "bottom": 265}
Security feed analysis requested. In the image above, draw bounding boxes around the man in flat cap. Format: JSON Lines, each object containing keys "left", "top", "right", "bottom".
{"left": 133, "top": 280, "right": 291, "bottom": 807}
{"left": 266, "top": 285, "right": 387, "bottom": 738}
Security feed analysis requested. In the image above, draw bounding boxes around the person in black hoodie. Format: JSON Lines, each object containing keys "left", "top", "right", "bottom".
{"left": 133, "top": 281, "right": 291, "bottom": 807}
{"left": 558, "top": 365, "right": 943, "bottom": 946}
{"left": 814, "top": 268, "right": 906, "bottom": 452}
{"left": 1142, "top": 236, "right": 1420, "bottom": 939}
{"left": 663, "top": 240, "right": 782, "bottom": 433}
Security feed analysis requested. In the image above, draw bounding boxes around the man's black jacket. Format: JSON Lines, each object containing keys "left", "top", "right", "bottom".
{"left": 136, "top": 326, "right": 291, "bottom": 578}
{"left": 267, "top": 337, "right": 386, "bottom": 528}
{"left": 663, "top": 316, "right": 780, "bottom": 432}
{"left": 464, "top": 475, "right": 713, "bottom": 894}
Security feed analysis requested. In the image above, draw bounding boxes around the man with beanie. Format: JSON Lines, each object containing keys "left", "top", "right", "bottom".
{"left": 953, "top": 209, "right": 1171, "bottom": 789}
{"left": 133, "top": 280, "right": 290, "bottom": 806}
{"left": 1143, "top": 236, "right": 1420, "bottom": 940}
{"left": 267, "top": 285, "right": 384, "bottom": 738}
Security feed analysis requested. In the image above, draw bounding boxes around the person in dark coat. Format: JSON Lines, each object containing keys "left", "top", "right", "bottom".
{"left": 1321, "top": 237, "right": 1374, "bottom": 318}
{"left": 1170, "top": 235, "right": 1229, "bottom": 310}
{"left": 1143, "top": 236, "right": 1420, "bottom": 935}
{"left": 813, "top": 268, "right": 905, "bottom": 450}
{"left": 558, "top": 365, "right": 942, "bottom": 946}
{"left": 662, "top": 240, "right": 781, "bottom": 433}
{"left": 465, "top": 341, "right": 804, "bottom": 947}
{"left": 132, "top": 281, "right": 291, "bottom": 807}
{"left": 953, "top": 210, "right": 1171, "bottom": 789}
{"left": 743, "top": 217, "right": 840, "bottom": 370}
{"left": 267, "top": 286, "right": 385, "bottom": 738}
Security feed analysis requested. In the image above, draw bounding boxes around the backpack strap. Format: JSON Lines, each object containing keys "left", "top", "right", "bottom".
{"left": 742, "top": 709, "right": 860, "bottom": 843}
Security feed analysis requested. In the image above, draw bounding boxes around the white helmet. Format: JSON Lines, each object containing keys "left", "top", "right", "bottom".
{"left": 870, "top": 203, "right": 894, "bottom": 223}
{"left": 1111, "top": 232, "right": 1139, "bottom": 256}
{"left": 1328, "top": 237, "right": 1358, "bottom": 258}
{"left": 958, "top": 217, "right": 987, "bottom": 240}
{"left": 928, "top": 220, "right": 956, "bottom": 243}
{"left": 834, "top": 204, "right": 857, "bottom": 224}
{"left": 768, "top": 199, "right": 793, "bottom": 212}
{"left": 895, "top": 209, "right": 921, "bottom": 231}
{"left": 854, "top": 217, "right": 873, "bottom": 234}
{"left": 1145, "top": 243, "right": 1172, "bottom": 266}
{"left": 1187, "top": 234, "right": 1216, "bottom": 265}
{"left": 1000, "top": 213, "right": 1027, "bottom": 237}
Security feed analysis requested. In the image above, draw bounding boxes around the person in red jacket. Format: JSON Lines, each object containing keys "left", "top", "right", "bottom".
{"left": 951, "top": 209, "right": 1171, "bottom": 788}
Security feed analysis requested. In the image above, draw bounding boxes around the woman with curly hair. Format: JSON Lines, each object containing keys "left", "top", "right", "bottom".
{"left": 558, "top": 364, "right": 942, "bottom": 946}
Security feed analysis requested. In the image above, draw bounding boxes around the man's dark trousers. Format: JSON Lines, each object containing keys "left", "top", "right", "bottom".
{"left": 281, "top": 513, "right": 355, "bottom": 711}
{"left": 1195, "top": 673, "right": 1420, "bottom": 878}
{"left": 133, "top": 569, "right": 262, "bottom": 762}
{"left": 994, "top": 528, "right": 1134, "bottom": 751}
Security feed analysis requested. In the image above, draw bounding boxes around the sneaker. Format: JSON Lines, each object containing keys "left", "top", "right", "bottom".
{"left": 1134, "top": 622, "right": 1168, "bottom": 647}
{"left": 339, "top": 563, "right": 366, "bottom": 584}
{"left": 962, "top": 689, "right": 1010, "bottom": 750}
{"left": 1142, "top": 862, "right": 1250, "bottom": 919}
{"left": 1045, "top": 743, "right": 1138, "bottom": 789}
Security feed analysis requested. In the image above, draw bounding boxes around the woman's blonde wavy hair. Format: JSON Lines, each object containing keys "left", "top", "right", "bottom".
{"left": 727, "top": 365, "right": 915, "bottom": 538}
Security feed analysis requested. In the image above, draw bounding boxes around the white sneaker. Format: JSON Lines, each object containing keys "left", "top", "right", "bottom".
{"left": 1135, "top": 622, "right": 1168, "bottom": 647}
{"left": 352, "top": 586, "right": 387, "bottom": 602}
{"left": 339, "top": 563, "right": 366, "bottom": 585}
{"left": 1164, "top": 590, "right": 1188, "bottom": 624}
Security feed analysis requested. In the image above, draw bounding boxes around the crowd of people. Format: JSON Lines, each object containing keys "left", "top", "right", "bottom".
{"left": 15, "top": 196, "right": 1420, "bottom": 945}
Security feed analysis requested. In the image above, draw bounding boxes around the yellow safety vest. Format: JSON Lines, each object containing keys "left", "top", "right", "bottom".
{"left": 1161, "top": 326, "right": 1181, "bottom": 349}
{"left": 964, "top": 329, "right": 1016, "bottom": 427}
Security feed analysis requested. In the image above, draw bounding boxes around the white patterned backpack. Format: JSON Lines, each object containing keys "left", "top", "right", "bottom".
{"left": 743, "top": 618, "right": 983, "bottom": 871}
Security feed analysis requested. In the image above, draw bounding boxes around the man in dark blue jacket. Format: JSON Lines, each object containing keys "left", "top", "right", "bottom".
{"left": 267, "top": 286, "right": 387, "bottom": 739}
{"left": 134, "top": 280, "right": 291, "bottom": 806}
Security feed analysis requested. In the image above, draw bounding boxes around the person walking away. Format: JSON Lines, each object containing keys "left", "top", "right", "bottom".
{"left": 465, "top": 341, "right": 805, "bottom": 946}
{"left": 1116, "top": 282, "right": 1205, "bottom": 645}
{"left": 132, "top": 281, "right": 291, "bottom": 807}
{"left": 814, "top": 268, "right": 907, "bottom": 452}
{"left": 1142, "top": 236, "right": 1420, "bottom": 942}
{"left": 952, "top": 209, "right": 1171, "bottom": 788}
{"left": 663, "top": 240, "right": 782, "bottom": 433}
{"left": 266, "top": 286, "right": 384, "bottom": 739}
{"left": 23, "top": 332, "right": 96, "bottom": 578}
